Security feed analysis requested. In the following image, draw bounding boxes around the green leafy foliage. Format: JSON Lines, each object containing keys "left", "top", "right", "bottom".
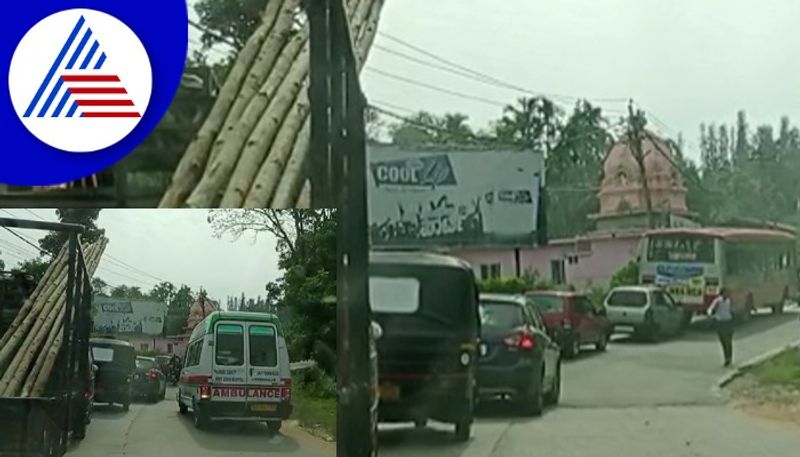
{"left": 477, "top": 275, "right": 555, "bottom": 294}
{"left": 208, "top": 209, "right": 336, "bottom": 375}
{"left": 39, "top": 209, "right": 105, "bottom": 256}
{"left": 610, "top": 260, "right": 640, "bottom": 289}
{"left": 194, "top": 0, "right": 268, "bottom": 50}
{"left": 17, "top": 257, "right": 50, "bottom": 284}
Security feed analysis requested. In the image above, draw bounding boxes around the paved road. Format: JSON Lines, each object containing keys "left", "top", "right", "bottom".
{"left": 68, "top": 387, "right": 333, "bottom": 457}
{"left": 379, "top": 308, "right": 800, "bottom": 457}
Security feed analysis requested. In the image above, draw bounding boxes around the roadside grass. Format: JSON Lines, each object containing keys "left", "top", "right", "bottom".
{"left": 292, "top": 369, "right": 336, "bottom": 440}
{"left": 752, "top": 348, "right": 800, "bottom": 388}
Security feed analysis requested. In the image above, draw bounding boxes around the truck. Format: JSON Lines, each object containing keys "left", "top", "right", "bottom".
{"left": 0, "top": 217, "right": 93, "bottom": 457}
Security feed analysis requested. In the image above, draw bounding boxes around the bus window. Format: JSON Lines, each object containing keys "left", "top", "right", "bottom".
{"left": 647, "top": 235, "right": 715, "bottom": 263}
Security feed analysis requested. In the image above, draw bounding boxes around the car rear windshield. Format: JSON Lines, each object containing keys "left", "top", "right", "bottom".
{"left": 135, "top": 358, "right": 154, "bottom": 370}
{"left": 215, "top": 323, "right": 244, "bottom": 366}
{"left": 607, "top": 291, "right": 648, "bottom": 308}
{"left": 528, "top": 295, "right": 564, "bottom": 313}
{"left": 90, "top": 344, "right": 135, "bottom": 370}
{"left": 479, "top": 301, "right": 524, "bottom": 330}
{"left": 249, "top": 325, "right": 278, "bottom": 367}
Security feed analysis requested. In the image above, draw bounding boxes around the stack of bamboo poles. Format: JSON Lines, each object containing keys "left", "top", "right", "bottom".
{"left": 159, "top": 0, "right": 385, "bottom": 208}
{"left": 0, "top": 238, "right": 108, "bottom": 398}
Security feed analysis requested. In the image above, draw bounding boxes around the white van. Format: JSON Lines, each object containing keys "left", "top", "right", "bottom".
{"left": 177, "top": 311, "right": 292, "bottom": 432}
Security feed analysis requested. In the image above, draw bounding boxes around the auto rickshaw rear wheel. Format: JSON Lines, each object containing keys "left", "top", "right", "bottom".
{"left": 454, "top": 421, "right": 471, "bottom": 442}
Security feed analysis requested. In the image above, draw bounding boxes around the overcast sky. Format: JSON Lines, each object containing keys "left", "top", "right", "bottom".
{"left": 0, "top": 209, "right": 281, "bottom": 305}
{"left": 360, "top": 0, "right": 800, "bottom": 160}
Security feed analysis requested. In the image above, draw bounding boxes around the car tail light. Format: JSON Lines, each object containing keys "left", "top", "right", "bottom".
{"left": 148, "top": 370, "right": 159, "bottom": 380}
{"left": 281, "top": 378, "right": 292, "bottom": 400}
{"left": 504, "top": 330, "right": 536, "bottom": 350}
{"left": 642, "top": 275, "right": 655, "bottom": 284}
{"left": 199, "top": 384, "right": 211, "bottom": 400}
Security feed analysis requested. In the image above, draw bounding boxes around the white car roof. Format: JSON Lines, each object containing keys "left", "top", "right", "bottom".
{"left": 607, "top": 285, "right": 659, "bottom": 293}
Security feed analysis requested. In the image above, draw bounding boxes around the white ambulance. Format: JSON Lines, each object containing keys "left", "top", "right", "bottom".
{"left": 177, "top": 311, "right": 292, "bottom": 432}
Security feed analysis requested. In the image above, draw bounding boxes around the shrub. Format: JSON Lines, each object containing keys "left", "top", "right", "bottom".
{"left": 610, "top": 260, "right": 639, "bottom": 288}
{"left": 477, "top": 273, "right": 556, "bottom": 294}
{"left": 296, "top": 365, "right": 336, "bottom": 398}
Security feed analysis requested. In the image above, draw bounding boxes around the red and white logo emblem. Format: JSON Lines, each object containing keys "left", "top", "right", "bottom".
{"left": 8, "top": 9, "right": 152, "bottom": 153}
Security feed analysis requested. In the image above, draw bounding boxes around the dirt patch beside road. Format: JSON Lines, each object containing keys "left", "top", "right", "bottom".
{"left": 728, "top": 348, "right": 800, "bottom": 432}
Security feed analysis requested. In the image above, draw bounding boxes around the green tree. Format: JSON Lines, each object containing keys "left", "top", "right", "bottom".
{"left": 91, "top": 277, "right": 110, "bottom": 296}
{"left": 149, "top": 281, "right": 177, "bottom": 305}
{"left": 163, "top": 285, "right": 194, "bottom": 336}
{"left": 546, "top": 100, "right": 611, "bottom": 238}
{"left": 110, "top": 285, "right": 145, "bottom": 299}
{"left": 387, "top": 111, "right": 475, "bottom": 146}
{"left": 494, "top": 96, "right": 562, "bottom": 152}
{"left": 194, "top": 0, "right": 268, "bottom": 50}
{"left": 208, "top": 209, "right": 336, "bottom": 374}
{"left": 39, "top": 209, "right": 105, "bottom": 256}
{"left": 17, "top": 258, "right": 50, "bottom": 283}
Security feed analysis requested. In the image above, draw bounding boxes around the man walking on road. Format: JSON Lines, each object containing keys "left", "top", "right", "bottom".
{"left": 707, "top": 288, "right": 734, "bottom": 366}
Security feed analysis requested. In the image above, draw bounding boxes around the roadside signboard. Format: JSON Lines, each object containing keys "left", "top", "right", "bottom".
{"left": 367, "top": 145, "right": 544, "bottom": 247}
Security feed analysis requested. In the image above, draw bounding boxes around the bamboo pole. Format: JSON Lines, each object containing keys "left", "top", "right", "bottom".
{"left": 0, "top": 242, "right": 102, "bottom": 396}
{"left": 207, "top": 0, "right": 302, "bottom": 168}
{"left": 0, "top": 246, "right": 70, "bottom": 372}
{"left": 220, "top": 0, "right": 369, "bottom": 207}
{"left": 19, "top": 305, "right": 63, "bottom": 397}
{"left": 0, "top": 247, "right": 67, "bottom": 351}
{"left": 0, "top": 252, "right": 78, "bottom": 394}
{"left": 185, "top": 27, "right": 312, "bottom": 207}
{"left": 158, "top": 2, "right": 284, "bottom": 207}
{"left": 260, "top": 0, "right": 384, "bottom": 207}
{"left": 30, "top": 239, "right": 107, "bottom": 397}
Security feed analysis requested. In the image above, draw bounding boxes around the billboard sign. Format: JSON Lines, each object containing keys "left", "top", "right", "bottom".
{"left": 93, "top": 296, "right": 166, "bottom": 335}
{"left": 367, "top": 146, "right": 544, "bottom": 247}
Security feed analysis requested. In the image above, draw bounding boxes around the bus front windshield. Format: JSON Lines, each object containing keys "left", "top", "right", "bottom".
{"left": 647, "top": 235, "right": 715, "bottom": 263}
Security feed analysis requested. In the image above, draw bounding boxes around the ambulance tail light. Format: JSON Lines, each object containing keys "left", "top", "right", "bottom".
{"left": 199, "top": 384, "right": 211, "bottom": 400}
{"left": 281, "top": 378, "right": 292, "bottom": 400}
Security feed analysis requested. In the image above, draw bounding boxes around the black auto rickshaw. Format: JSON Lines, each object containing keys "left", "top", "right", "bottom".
{"left": 369, "top": 250, "right": 480, "bottom": 441}
{"left": 89, "top": 338, "right": 135, "bottom": 411}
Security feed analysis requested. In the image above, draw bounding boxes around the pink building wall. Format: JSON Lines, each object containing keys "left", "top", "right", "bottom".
{"left": 450, "top": 234, "right": 642, "bottom": 290}
{"left": 124, "top": 335, "right": 185, "bottom": 355}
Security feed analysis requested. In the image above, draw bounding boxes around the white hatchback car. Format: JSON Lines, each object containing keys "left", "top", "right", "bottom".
{"left": 604, "top": 286, "right": 685, "bottom": 341}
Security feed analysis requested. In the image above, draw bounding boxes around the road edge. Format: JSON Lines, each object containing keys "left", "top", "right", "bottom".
{"left": 714, "top": 337, "right": 800, "bottom": 396}
{"left": 282, "top": 419, "right": 335, "bottom": 455}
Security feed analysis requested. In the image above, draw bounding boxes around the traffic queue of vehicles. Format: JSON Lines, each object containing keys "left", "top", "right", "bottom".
{"left": 368, "top": 250, "right": 719, "bottom": 441}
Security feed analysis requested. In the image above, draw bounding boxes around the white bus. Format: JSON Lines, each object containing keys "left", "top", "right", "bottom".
{"left": 639, "top": 227, "right": 797, "bottom": 322}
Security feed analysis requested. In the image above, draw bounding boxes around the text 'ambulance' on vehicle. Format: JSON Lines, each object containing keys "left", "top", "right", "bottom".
{"left": 176, "top": 311, "right": 292, "bottom": 433}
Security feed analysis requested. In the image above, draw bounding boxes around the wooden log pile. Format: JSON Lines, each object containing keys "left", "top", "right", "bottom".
{"left": 159, "top": 0, "right": 385, "bottom": 208}
{"left": 0, "top": 238, "right": 108, "bottom": 397}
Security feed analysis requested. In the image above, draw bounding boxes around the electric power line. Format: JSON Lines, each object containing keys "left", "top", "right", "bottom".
{"left": 0, "top": 238, "right": 39, "bottom": 259}
{"left": 23, "top": 209, "right": 48, "bottom": 222}
{"left": 102, "top": 254, "right": 171, "bottom": 285}
{"left": 0, "top": 227, "right": 48, "bottom": 257}
{"left": 374, "top": 31, "right": 681, "bottom": 139}
{"left": 376, "top": 31, "right": 629, "bottom": 105}
{"left": 366, "top": 67, "right": 508, "bottom": 108}
{"left": 96, "top": 263, "right": 160, "bottom": 289}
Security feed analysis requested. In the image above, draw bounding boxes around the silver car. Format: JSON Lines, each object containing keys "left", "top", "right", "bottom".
{"left": 604, "top": 286, "right": 685, "bottom": 341}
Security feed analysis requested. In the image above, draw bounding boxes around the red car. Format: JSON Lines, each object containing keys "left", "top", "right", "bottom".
{"left": 525, "top": 291, "right": 611, "bottom": 358}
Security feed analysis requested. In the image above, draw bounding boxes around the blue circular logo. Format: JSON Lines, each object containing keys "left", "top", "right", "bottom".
{"left": 1, "top": 0, "right": 187, "bottom": 185}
